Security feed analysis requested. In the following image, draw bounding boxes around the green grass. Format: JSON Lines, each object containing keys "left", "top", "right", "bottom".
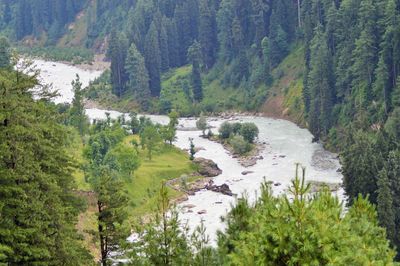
{"left": 70, "top": 133, "right": 197, "bottom": 218}
{"left": 123, "top": 135, "right": 197, "bottom": 218}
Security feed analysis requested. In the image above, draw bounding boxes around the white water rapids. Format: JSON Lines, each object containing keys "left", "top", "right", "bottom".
{"left": 34, "top": 59, "right": 345, "bottom": 245}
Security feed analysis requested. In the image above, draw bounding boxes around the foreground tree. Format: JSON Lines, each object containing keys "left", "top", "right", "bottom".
{"left": 129, "top": 183, "right": 193, "bottom": 265}
{"left": 218, "top": 165, "right": 396, "bottom": 265}
{"left": 0, "top": 61, "right": 92, "bottom": 264}
{"left": 84, "top": 121, "right": 134, "bottom": 265}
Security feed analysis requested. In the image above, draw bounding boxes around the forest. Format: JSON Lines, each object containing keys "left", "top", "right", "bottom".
{"left": 1, "top": 0, "right": 400, "bottom": 265}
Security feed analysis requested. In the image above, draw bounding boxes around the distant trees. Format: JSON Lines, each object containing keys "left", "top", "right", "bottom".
{"left": 0, "top": 36, "right": 10, "bottom": 68}
{"left": 188, "top": 41, "right": 203, "bottom": 102}
{"left": 125, "top": 43, "right": 151, "bottom": 109}
{"left": 108, "top": 31, "right": 129, "bottom": 98}
{"left": 145, "top": 22, "right": 162, "bottom": 97}
{"left": 11, "top": 0, "right": 85, "bottom": 42}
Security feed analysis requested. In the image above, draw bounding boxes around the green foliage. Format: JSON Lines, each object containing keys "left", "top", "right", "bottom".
{"left": 218, "top": 166, "right": 396, "bottom": 265}
{"left": 125, "top": 43, "right": 151, "bottom": 110}
{"left": 196, "top": 114, "right": 208, "bottom": 136}
{"left": 128, "top": 183, "right": 193, "bottom": 266}
{"left": 69, "top": 74, "right": 89, "bottom": 136}
{"left": 141, "top": 125, "right": 162, "bottom": 160}
{"left": 229, "top": 135, "right": 251, "bottom": 155}
{"left": 84, "top": 119, "right": 134, "bottom": 265}
{"left": 189, "top": 138, "right": 196, "bottom": 161}
{"left": 188, "top": 41, "right": 203, "bottom": 102}
{"left": 0, "top": 36, "right": 10, "bottom": 68}
{"left": 0, "top": 60, "right": 92, "bottom": 264}
{"left": 219, "top": 121, "right": 233, "bottom": 139}
{"left": 239, "top": 122, "right": 259, "bottom": 143}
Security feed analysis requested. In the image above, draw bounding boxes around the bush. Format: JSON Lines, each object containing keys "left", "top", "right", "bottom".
{"left": 196, "top": 114, "right": 208, "bottom": 136}
{"left": 219, "top": 121, "right": 233, "bottom": 139}
{"left": 240, "top": 122, "right": 259, "bottom": 143}
{"left": 230, "top": 135, "right": 251, "bottom": 155}
{"left": 232, "top": 122, "right": 242, "bottom": 135}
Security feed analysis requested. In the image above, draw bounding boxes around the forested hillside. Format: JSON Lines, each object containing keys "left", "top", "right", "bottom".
{"left": 2, "top": 0, "right": 400, "bottom": 263}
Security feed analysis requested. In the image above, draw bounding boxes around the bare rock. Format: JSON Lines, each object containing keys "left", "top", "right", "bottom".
{"left": 183, "top": 204, "right": 196, "bottom": 209}
{"left": 274, "top": 182, "right": 281, "bottom": 186}
{"left": 197, "top": 210, "right": 207, "bottom": 215}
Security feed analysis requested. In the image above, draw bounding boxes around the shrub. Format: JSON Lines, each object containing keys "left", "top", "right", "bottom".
{"left": 240, "top": 122, "right": 259, "bottom": 143}
{"left": 219, "top": 121, "right": 233, "bottom": 139}
{"left": 196, "top": 114, "right": 208, "bottom": 136}
{"left": 232, "top": 122, "right": 242, "bottom": 135}
{"left": 230, "top": 135, "right": 251, "bottom": 155}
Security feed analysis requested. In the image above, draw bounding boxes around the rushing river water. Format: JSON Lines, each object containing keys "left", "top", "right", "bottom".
{"left": 34, "top": 59, "right": 345, "bottom": 245}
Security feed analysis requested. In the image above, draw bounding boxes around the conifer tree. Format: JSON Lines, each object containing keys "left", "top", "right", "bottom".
{"left": 0, "top": 60, "right": 92, "bottom": 265}
{"left": 69, "top": 74, "right": 88, "bottom": 136}
{"left": 125, "top": 43, "right": 151, "bottom": 110}
{"left": 188, "top": 41, "right": 203, "bottom": 102}
{"left": 144, "top": 22, "right": 162, "bottom": 97}
{"left": 199, "top": 0, "right": 218, "bottom": 69}
{"left": 0, "top": 36, "right": 10, "bottom": 68}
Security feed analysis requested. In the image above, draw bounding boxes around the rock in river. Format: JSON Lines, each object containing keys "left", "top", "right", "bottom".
{"left": 193, "top": 157, "right": 222, "bottom": 177}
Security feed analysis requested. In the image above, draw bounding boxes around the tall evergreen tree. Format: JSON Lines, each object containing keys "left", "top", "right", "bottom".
{"left": 144, "top": 21, "right": 162, "bottom": 97}
{"left": 188, "top": 41, "right": 203, "bottom": 102}
{"left": 0, "top": 36, "right": 10, "bottom": 68}
{"left": 69, "top": 74, "right": 88, "bottom": 136}
{"left": 199, "top": 0, "right": 218, "bottom": 69}
{"left": 125, "top": 43, "right": 151, "bottom": 110}
{"left": 108, "top": 31, "right": 129, "bottom": 98}
{"left": 308, "top": 26, "right": 335, "bottom": 138}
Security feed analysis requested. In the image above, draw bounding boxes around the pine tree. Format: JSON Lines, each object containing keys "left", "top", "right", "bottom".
{"left": 308, "top": 26, "right": 335, "bottom": 138}
{"left": 188, "top": 41, "right": 203, "bottom": 102}
{"left": 377, "top": 168, "right": 396, "bottom": 244}
{"left": 0, "top": 36, "right": 10, "bottom": 68}
{"left": 159, "top": 22, "right": 170, "bottom": 72}
{"left": 108, "top": 31, "right": 129, "bottom": 98}
{"left": 93, "top": 167, "right": 129, "bottom": 266}
{"left": 69, "top": 74, "right": 88, "bottom": 136}
{"left": 0, "top": 60, "right": 92, "bottom": 265}
{"left": 125, "top": 43, "right": 151, "bottom": 110}
{"left": 144, "top": 21, "right": 162, "bottom": 97}
{"left": 199, "top": 0, "right": 218, "bottom": 69}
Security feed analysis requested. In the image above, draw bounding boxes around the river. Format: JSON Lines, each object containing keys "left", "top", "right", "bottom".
{"left": 34, "top": 59, "right": 345, "bottom": 245}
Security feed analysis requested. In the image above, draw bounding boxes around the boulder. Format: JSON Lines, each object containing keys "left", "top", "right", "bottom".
{"left": 205, "top": 181, "right": 233, "bottom": 196}
{"left": 197, "top": 210, "right": 207, "bottom": 215}
{"left": 193, "top": 157, "right": 222, "bottom": 177}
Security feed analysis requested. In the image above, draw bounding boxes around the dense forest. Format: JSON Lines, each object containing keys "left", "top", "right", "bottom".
{"left": 1, "top": 0, "right": 400, "bottom": 264}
